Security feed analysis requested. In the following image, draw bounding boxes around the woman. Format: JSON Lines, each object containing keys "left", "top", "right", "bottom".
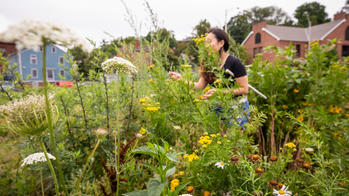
{"left": 169, "top": 28, "right": 249, "bottom": 129}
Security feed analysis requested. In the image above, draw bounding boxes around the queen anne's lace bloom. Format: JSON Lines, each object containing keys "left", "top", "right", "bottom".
{"left": 101, "top": 57, "right": 137, "bottom": 75}
{"left": 0, "top": 94, "right": 57, "bottom": 135}
{"left": 21, "top": 152, "right": 56, "bottom": 167}
{"left": 0, "top": 20, "right": 89, "bottom": 51}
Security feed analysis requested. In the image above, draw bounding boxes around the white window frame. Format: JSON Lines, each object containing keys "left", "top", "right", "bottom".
{"left": 59, "top": 56, "right": 64, "bottom": 65}
{"left": 30, "top": 54, "right": 37, "bottom": 64}
{"left": 51, "top": 46, "right": 56, "bottom": 53}
{"left": 31, "top": 68, "right": 38, "bottom": 79}
{"left": 47, "top": 68, "right": 55, "bottom": 81}
{"left": 59, "top": 69, "right": 65, "bottom": 77}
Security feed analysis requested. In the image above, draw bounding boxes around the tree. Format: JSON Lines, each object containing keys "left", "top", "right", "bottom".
{"left": 145, "top": 28, "right": 177, "bottom": 49}
{"left": 294, "top": 2, "right": 330, "bottom": 27}
{"left": 193, "top": 19, "right": 211, "bottom": 37}
{"left": 227, "top": 6, "right": 294, "bottom": 43}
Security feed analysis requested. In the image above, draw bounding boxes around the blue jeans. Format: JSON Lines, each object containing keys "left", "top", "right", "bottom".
{"left": 214, "top": 99, "right": 250, "bottom": 129}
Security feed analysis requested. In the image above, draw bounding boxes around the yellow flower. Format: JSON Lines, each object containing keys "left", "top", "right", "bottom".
{"left": 145, "top": 106, "right": 159, "bottom": 111}
{"left": 294, "top": 89, "right": 299, "bottom": 93}
{"left": 210, "top": 134, "right": 217, "bottom": 138}
{"left": 335, "top": 106, "right": 342, "bottom": 113}
{"left": 204, "top": 132, "right": 208, "bottom": 135}
{"left": 128, "top": 85, "right": 134, "bottom": 89}
{"left": 138, "top": 127, "right": 147, "bottom": 135}
{"left": 310, "top": 41, "right": 319, "bottom": 47}
{"left": 148, "top": 79, "right": 154, "bottom": 83}
{"left": 227, "top": 140, "right": 231, "bottom": 142}
{"left": 139, "top": 97, "right": 148, "bottom": 104}
{"left": 172, "top": 173, "right": 178, "bottom": 177}
{"left": 297, "top": 115, "right": 304, "bottom": 122}
{"left": 194, "top": 98, "right": 200, "bottom": 103}
{"left": 217, "top": 141, "right": 222, "bottom": 145}
{"left": 302, "top": 102, "right": 308, "bottom": 106}
{"left": 202, "top": 144, "right": 207, "bottom": 148}
{"left": 147, "top": 64, "right": 155, "bottom": 69}
{"left": 297, "top": 109, "right": 303, "bottom": 113}
{"left": 282, "top": 105, "right": 288, "bottom": 109}
{"left": 179, "top": 171, "right": 184, "bottom": 175}
{"left": 213, "top": 79, "right": 222, "bottom": 85}
{"left": 170, "top": 179, "right": 180, "bottom": 192}
{"left": 184, "top": 153, "right": 199, "bottom": 162}
{"left": 181, "top": 64, "right": 192, "bottom": 68}
{"left": 203, "top": 86, "right": 210, "bottom": 92}
{"left": 285, "top": 142, "right": 296, "bottom": 148}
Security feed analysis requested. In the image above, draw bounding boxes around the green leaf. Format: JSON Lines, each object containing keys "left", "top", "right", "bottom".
{"left": 147, "top": 179, "right": 166, "bottom": 196}
{"left": 133, "top": 146, "right": 158, "bottom": 157}
{"left": 166, "top": 151, "right": 179, "bottom": 163}
{"left": 143, "top": 163, "right": 161, "bottom": 174}
{"left": 123, "top": 190, "right": 148, "bottom": 196}
{"left": 165, "top": 166, "right": 176, "bottom": 178}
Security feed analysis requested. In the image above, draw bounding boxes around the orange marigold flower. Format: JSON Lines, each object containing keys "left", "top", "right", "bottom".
{"left": 203, "top": 191, "right": 211, "bottom": 196}
{"left": 294, "top": 89, "right": 299, "bottom": 93}
{"left": 186, "top": 185, "right": 194, "bottom": 193}
{"left": 303, "top": 161, "right": 312, "bottom": 169}
{"left": 297, "top": 115, "right": 304, "bottom": 122}
{"left": 282, "top": 105, "right": 288, "bottom": 109}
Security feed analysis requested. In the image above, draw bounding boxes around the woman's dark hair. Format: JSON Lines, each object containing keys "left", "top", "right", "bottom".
{"left": 200, "top": 28, "right": 229, "bottom": 84}
{"left": 208, "top": 28, "right": 230, "bottom": 53}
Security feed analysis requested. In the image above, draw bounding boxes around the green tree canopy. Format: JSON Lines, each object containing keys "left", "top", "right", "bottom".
{"left": 227, "top": 6, "right": 293, "bottom": 43}
{"left": 294, "top": 2, "right": 330, "bottom": 27}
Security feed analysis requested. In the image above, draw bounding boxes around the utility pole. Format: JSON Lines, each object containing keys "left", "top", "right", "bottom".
{"left": 305, "top": 12, "right": 312, "bottom": 50}
{"left": 224, "top": 7, "right": 239, "bottom": 33}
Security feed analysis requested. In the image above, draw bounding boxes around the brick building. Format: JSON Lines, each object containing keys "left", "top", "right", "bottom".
{"left": 242, "top": 4, "right": 349, "bottom": 64}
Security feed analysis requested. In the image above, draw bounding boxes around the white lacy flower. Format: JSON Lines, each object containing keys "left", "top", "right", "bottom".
{"left": 101, "top": 57, "right": 137, "bottom": 75}
{"left": 21, "top": 152, "right": 56, "bottom": 167}
{"left": 273, "top": 185, "right": 292, "bottom": 196}
{"left": 215, "top": 161, "right": 226, "bottom": 169}
{"left": 0, "top": 20, "right": 89, "bottom": 51}
{"left": 304, "top": 147, "right": 314, "bottom": 153}
{"left": 0, "top": 94, "right": 57, "bottom": 135}
{"left": 179, "top": 194, "right": 192, "bottom": 196}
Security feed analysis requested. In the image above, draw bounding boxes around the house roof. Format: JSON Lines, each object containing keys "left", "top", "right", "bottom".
{"left": 262, "top": 18, "right": 346, "bottom": 42}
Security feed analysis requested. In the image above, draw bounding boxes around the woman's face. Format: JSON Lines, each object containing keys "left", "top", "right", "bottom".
{"left": 206, "top": 33, "right": 224, "bottom": 52}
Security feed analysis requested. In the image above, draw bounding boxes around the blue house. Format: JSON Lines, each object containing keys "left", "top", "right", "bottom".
{"left": 7, "top": 44, "right": 72, "bottom": 86}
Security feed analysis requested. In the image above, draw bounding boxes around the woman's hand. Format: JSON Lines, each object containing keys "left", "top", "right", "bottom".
{"left": 169, "top": 71, "right": 182, "bottom": 81}
{"left": 202, "top": 89, "right": 216, "bottom": 99}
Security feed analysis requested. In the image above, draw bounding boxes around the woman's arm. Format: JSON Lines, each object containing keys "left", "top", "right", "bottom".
{"left": 169, "top": 71, "right": 207, "bottom": 90}
{"left": 230, "top": 75, "right": 249, "bottom": 96}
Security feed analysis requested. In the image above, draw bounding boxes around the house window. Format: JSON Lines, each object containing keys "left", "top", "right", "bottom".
{"left": 253, "top": 48, "right": 258, "bottom": 57}
{"left": 59, "top": 56, "right": 64, "bottom": 64}
{"left": 51, "top": 46, "right": 56, "bottom": 53}
{"left": 342, "top": 45, "right": 349, "bottom": 57}
{"left": 296, "top": 44, "right": 301, "bottom": 58}
{"left": 30, "top": 54, "right": 37, "bottom": 64}
{"left": 346, "top": 27, "right": 349, "bottom": 40}
{"left": 59, "top": 69, "right": 65, "bottom": 77}
{"left": 255, "top": 33, "right": 261, "bottom": 44}
{"left": 47, "top": 69, "right": 54, "bottom": 80}
{"left": 31, "top": 69, "right": 38, "bottom": 78}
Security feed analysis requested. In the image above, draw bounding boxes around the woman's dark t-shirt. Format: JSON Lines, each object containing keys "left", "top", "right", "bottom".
{"left": 223, "top": 55, "right": 246, "bottom": 79}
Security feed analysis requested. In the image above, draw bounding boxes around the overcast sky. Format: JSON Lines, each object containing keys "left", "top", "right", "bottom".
{"left": 0, "top": 0, "right": 346, "bottom": 45}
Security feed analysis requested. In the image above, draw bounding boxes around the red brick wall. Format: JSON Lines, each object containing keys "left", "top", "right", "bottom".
{"left": 321, "top": 14, "right": 349, "bottom": 57}
{"left": 0, "top": 42, "right": 16, "bottom": 57}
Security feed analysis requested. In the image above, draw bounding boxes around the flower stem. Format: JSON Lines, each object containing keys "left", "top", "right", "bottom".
{"left": 40, "top": 165, "right": 44, "bottom": 196}
{"left": 75, "top": 139, "right": 101, "bottom": 191}
{"left": 116, "top": 76, "right": 121, "bottom": 196}
{"left": 40, "top": 137, "right": 59, "bottom": 195}
{"left": 42, "top": 39, "right": 66, "bottom": 193}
